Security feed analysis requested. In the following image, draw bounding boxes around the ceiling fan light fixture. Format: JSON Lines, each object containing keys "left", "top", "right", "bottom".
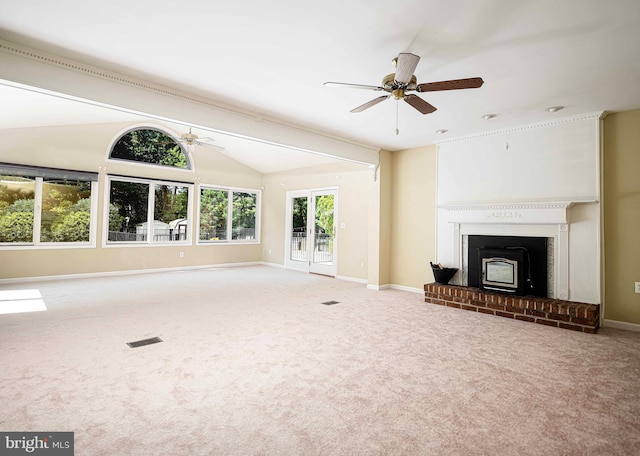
{"left": 482, "top": 114, "right": 496, "bottom": 120}
{"left": 546, "top": 106, "right": 564, "bottom": 113}
{"left": 324, "top": 52, "right": 484, "bottom": 121}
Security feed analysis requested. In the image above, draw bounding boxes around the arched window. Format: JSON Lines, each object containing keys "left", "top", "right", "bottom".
{"left": 109, "top": 127, "right": 190, "bottom": 169}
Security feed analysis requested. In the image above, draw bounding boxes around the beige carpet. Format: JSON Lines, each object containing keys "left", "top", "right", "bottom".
{"left": 1, "top": 265, "right": 639, "bottom": 455}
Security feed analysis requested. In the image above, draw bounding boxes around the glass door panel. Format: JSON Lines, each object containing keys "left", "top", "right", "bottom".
{"left": 285, "top": 189, "right": 337, "bottom": 276}
{"left": 290, "top": 196, "right": 308, "bottom": 262}
{"left": 312, "top": 194, "right": 334, "bottom": 266}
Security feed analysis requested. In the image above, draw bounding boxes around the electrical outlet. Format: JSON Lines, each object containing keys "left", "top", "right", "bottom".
{"left": 635, "top": 282, "right": 640, "bottom": 294}
{"left": 179, "top": 251, "right": 184, "bottom": 258}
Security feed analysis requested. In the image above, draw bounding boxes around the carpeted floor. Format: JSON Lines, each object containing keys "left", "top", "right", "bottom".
{"left": 1, "top": 265, "right": 639, "bottom": 455}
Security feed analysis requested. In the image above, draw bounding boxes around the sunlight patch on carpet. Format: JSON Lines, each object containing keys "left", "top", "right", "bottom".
{"left": 0, "top": 289, "right": 47, "bottom": 314}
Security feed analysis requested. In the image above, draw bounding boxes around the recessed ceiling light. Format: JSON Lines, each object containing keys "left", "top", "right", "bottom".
{"left": 546, "top": 106, "right": 564, "bottom": 113}
{"left": 436, "top": 129, "right": 448, "bottom": 134}
{"left": 482, "top": 114, "right": 496, "bottom": 120}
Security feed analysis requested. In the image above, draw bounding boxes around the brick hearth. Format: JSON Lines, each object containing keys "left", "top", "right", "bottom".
{"left": 424, "top": 283, "right": 599, "bottom": 333}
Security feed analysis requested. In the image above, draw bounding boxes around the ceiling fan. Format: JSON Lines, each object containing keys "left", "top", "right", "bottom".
{"left": 324, "top": 53, "right": 484, "bottom": 131}
{"left": 179, "top": 128, "right": 225, "bottom": 151}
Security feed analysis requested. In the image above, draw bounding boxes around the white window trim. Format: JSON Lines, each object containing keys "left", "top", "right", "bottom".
{"left": 0, "top": 178, "right": 98, "bottom": 250}
{"left": 196, "top": 184, "right": 261, "bottom": 245}
{"left": 103, "top": 175, "right": 194, "bottom": 248}
{"left": 105, "top": 123, "right": 195, "bottom": 173}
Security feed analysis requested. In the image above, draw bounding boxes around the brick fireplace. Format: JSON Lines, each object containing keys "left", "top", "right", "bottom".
{"left": 424, "top": 283, "right": 600, "bottom": 333}
{"left": 432, "top": 112, "right": 604, "bottom": 332}
{"left": 429, "top": 200, "right": 601, "bottom": 332}
{"left": 443, "top": 201, "right": 576, "bottom": 298}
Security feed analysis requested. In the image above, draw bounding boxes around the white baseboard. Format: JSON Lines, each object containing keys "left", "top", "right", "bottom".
{"left": 389, "top": 284, "right": 425, "bottom": 294}
{"left": 258, "top": 261, "right": 285, "bottom": 269}
{"left": 0, "top": 261, "right": 263, "bottom": 285}
{"left": 602, "top": 319, "right": 640, "bottom": 333}
{"left": 336, "top": 275, "right": 367, "bottom": 284}
{"left": 365, "top": 283, "right": 425, "bottom": 293}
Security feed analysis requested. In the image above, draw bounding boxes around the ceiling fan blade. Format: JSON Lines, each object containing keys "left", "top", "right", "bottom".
{"left": 416, "top": 77, "right": 484, "bottom": 92}
{"left": 350, "top": 95, "right": 390, "bottom": 113}
{"left": 194, "top": 140, "right": 225, "bottom": 152}
{"left": 404, "top": 94, "right": 437, "bottom": 114}
{"left": 324, "top": 81, "right": 384, "bottom": 91}
{"left": 394, "top": 53, "right": 420, "bottom": 85}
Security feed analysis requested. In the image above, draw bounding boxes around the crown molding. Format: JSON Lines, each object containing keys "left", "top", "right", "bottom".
{"left": 0, "top": 38, "right": 256, "bottom": 118}
{"left": 0, "top": 37, "right": 380, "bottom": 164}
{"left": 438, "top": 200, "right": 597, "bottom": 211}
{"left": 434, "top": 111, "right": 607, "bottom": 145}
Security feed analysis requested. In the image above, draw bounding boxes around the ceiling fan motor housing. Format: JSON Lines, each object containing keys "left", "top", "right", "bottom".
{"left": 383, "top": 74, "right": 417, "bottom": 98}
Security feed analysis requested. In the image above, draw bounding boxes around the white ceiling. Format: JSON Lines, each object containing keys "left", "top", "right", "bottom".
{"left": 1, "top": 0, "right": 639, "bottom": 163}
{"left": 0, "top": 83, "right": 346, "bottom": 174}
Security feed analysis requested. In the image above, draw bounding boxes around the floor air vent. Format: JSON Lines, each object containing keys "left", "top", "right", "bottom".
{"left": 127, "top": 337, "right": 163, "bottom": 348}
{"left": 321, "top": 300, "right": 339, "bottom": 306}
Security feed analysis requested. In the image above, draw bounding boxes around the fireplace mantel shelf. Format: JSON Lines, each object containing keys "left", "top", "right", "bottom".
{"left": 438, "top": 200, "right": 600, "bottom": 301}
{"left": 438, "top": 200, "right": 597, "bottom": 226}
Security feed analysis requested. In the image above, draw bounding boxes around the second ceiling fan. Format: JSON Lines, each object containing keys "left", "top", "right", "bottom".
{"left": 324, "top": 53, "right": 484, "bottom": 116}
{"left": 179, "top": 128, "right": 225, "bottom": 151}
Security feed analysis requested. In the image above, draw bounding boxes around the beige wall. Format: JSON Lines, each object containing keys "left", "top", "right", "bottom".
{"left": 0, "top": 120, "right": 440, "bottom": 291}
{"left": 0, "top": 122, "right": 264, "bottom": 279}
{"left": 0, "top": 121, "right": 384, "bottom": 285}
{"left": 389, "top": 145, "right": 437, "bottom": 290}
{"left": 377, "top": 150, "right": 392, "bottom": 287}
{"left": 260, "top": 162, "right": 371, "bottom": 281}
{"left": 603, "top": 109, "right": 640, "bottom": 325}
{"left": 15, "top": 111, "right": 633, "bottom": 324}
{"left": 362, "top": 150, "right": 392, "bottom": 289}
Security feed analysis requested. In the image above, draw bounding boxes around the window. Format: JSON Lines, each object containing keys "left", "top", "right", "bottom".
{"left": 107, "top": 177, "right": 191, "bottom": 244}
{"left": 41, "top": 178, "right": 92, "bottom": 242}
{"left": 199, "top": 189, "right": 228, "bottom": 241}
{"left": 232, "top": 192, "right": 257, "bottom": 240}
{"left": 110, "top": 127, "right": 190, "bottom": 169}
{"left": 0, "top": 175, "right": 35, "bottom": 243}
{"left": 0, "top": 164, "right": 97, "bottom": 246}
{"left": 108, "top": 180, "right": 149, "bottom": 242}
{"left": 154, "top": 183, "right": 189, "bottom": 242}
{"left": 198, "top": 187, "right": 259, "bottom": 243}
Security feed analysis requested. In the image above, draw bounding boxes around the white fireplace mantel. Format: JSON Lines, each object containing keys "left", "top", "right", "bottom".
{"left": 438, "top": 200, "right": 597, "bottom": 225}
{"left": 440, "top": 200, "right": 597, "bottom": 301}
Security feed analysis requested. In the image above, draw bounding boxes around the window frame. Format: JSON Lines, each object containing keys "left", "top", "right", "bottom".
{"left": 197, "top": 184, "right": 261, "bottom": 245}
{"left": 106, "top": 125, "right": 194, "bottom": 172}
{"left": 0, "top": 164, "right": 98, "bottom": 249}
{"left": 103, "top": 175, "right": 194, "bottom": 247}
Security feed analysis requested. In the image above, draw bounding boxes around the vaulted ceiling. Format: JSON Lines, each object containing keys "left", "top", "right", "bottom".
{"left": 1, "top": 0, "right": 639, "bottom": 169}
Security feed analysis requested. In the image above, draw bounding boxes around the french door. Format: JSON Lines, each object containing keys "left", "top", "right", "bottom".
{"left": 285, "top": 189, "right": 337, "bottom": 276}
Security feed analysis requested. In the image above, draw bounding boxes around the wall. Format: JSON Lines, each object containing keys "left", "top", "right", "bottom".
{"left": 260, "top": 162, "right": 371, "bottom": 281}
{"left": 435, "top": 113, "right": 603, "bottom": 304}
{"left": 0, "top": 122, "right": 264, "bottom": 279}
{"left": 603, "top": 109, "right": 640, "bottom": 326}
{"left": 375, "top": 150, "right": 392, "bottom": 288}
{"left": 389, "top": 145, "right": 437, "bottom": 291}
